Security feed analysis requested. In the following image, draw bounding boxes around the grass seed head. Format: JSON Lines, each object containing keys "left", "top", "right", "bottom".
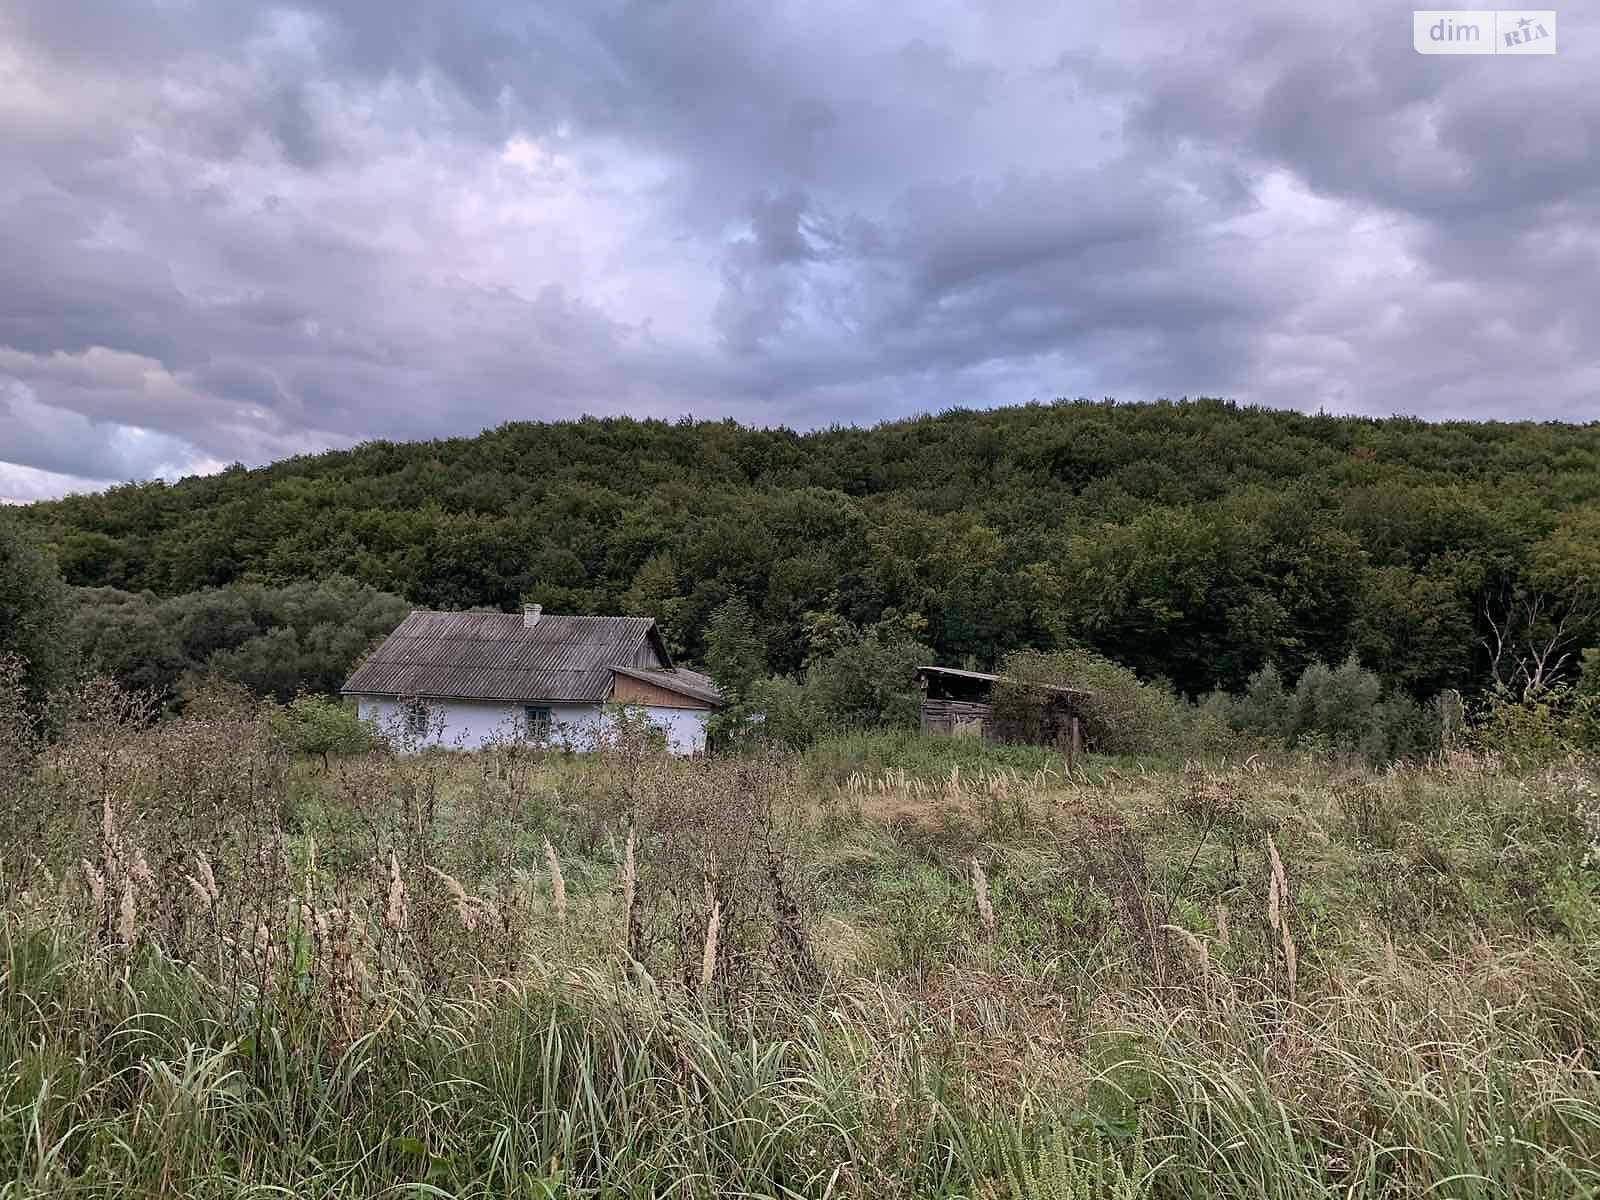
{"left": 117, "top": 879, "right": 136, "bottom": 948}
{"left": 82, "top": 858, "right": 106, "bottom": 912}
{"left": 971, "top": 856, "right": 996, "bottom": 939}
{"left": 426, "top": 864, "right": 479, "bottom": 932}
{"left": 543, "top": 838, "right": 567, "bottom": 926}
{"left": 195, "top": 852, "right": 220, "bottom": 903}
{"left": 700, "top": 895, "right": 721, "bottom": 993}
{"left": 385, "top": 850, "right": 407, "bottom": 932}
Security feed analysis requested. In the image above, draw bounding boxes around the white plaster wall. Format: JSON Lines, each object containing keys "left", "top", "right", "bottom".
{"left": 356, "top": 696, "right": 523, "bottom": 750}
{"left": 640, "top": 705, "right": 711, "bottom": 754}
{"left": 354, "top": 697, "right": 709, "bottom": 754}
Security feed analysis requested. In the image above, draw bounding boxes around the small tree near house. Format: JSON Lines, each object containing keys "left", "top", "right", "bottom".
{"left": 272, "top": 694, "right": 378, "bottom": 769}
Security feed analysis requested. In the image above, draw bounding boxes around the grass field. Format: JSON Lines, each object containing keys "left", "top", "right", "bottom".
{"left": 3, "top": 686, "right": 1600, "bottom": 1197}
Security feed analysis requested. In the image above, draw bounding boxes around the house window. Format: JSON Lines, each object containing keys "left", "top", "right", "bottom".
{"left": 404, "top": 699, "right": 430, "bottom": 737}
{"left": 524, "top": 705, "right": 552, "bottom": 741}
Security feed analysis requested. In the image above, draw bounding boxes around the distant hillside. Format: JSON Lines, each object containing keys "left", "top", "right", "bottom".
{"left": 21, "top": 399, "right": 1600, "bottom": 697}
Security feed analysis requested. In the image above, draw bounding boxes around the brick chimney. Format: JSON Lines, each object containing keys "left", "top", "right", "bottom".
{"left": 523, "top": 603, "right": 542, "bottom": 629}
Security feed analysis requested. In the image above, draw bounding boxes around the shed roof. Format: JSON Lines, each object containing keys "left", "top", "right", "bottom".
{"left": 612, "top": 664, "right": 724, "bottom": 707}
{"left": 914, "top": 665, "right": 1090, "bottom": 698}
{"left": 342, "top": 611, "right": 683, "bottom": 704}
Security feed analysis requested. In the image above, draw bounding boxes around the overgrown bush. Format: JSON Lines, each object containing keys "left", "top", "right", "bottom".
{"left": 1209, "top": 656, "right": 1443, "bottom": 764}
{"left": 804, "top": 629, "right": 930, "bottom": 729}
{"left": 1293, "top": 656, "right": 1380, "bottom": 748}
{"left": 742, "top": 623, "right": 932, "bottom": 750}
{"left": 1580, "top": 648, "right": 1600, "bottom": 697}
{"left": 1230, "top": 663, "right": 1296, "bottom": 739}
{"left": 1472, "top": 682, "right": 1600, "bottom": 760}
{"left": 997, "top": 646, "right": 1238, "bottom": 758}
{"left": 743, "top": 674, "right": 823, "bottom": 750}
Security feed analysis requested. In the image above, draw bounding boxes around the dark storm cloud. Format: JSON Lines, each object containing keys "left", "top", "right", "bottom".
{"left": 1, "top": 0, "right": 1596, "bottom": 499}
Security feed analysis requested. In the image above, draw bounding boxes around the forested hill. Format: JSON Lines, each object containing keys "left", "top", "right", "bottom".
{"left": 21, "top": 399, "right": 1600, "bottom": 698}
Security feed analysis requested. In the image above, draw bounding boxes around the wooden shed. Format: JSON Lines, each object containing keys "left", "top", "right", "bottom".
{"left": 913, "top": 666, "right": 1088, "bottom": 755}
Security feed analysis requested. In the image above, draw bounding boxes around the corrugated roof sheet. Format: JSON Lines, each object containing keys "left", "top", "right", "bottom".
{"left": 342, "top": 612, "right": 668, "bottom": 703}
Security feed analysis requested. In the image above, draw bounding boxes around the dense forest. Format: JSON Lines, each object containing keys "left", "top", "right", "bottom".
{"left": 16, "top": 399, "right": 1600, "bottom": 702}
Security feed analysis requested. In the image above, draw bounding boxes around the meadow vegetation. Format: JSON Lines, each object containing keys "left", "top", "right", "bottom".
{"left": 4, "top": 660, "right": 1600, "bottom": 1197}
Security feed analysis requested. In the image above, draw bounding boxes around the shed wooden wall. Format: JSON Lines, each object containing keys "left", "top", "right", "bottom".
{"left": 918, "top": 692, "right": 1083, "bottom": 757}
{"left": 611, "top": 673, "right": 713, "bottom": 710}
{"left": 919, "top": 697, "right": 995, "bottom": 738}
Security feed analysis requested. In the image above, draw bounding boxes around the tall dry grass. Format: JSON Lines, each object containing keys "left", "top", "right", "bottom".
{"left": 2, "top": 670, "right": 1600, "bottom": 1196}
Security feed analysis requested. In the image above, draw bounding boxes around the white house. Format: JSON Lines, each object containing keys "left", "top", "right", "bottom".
{"left": 341, "top": 606, "right": 723, "bottom": 753}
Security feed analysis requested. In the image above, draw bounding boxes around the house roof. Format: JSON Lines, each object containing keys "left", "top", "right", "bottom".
{"left": 612, "top": 664, "right": 724, "bottom": 707}
{"left": 342, "top": 611, "right": 693, "bottom": 704}
{"left": 914, "top": 665, "right": 1091, "bottom": 698}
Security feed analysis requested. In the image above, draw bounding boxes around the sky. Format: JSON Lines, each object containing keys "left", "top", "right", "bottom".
{"left": 1, "top": 1, "right": 1596, "bottom": 502}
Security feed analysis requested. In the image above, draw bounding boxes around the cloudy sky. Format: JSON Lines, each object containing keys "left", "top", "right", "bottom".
{"left": 1, "top": 2, "right": 1595, "bottom": 501}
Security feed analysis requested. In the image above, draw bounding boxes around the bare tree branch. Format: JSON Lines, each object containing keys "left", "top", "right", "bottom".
{"left": 1482, "top": 582, "right": 1599, "bottom": 697}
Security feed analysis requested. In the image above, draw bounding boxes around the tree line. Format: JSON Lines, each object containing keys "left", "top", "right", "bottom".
{"left": 10, "top": 398, "right": 1600, "bottom": 707}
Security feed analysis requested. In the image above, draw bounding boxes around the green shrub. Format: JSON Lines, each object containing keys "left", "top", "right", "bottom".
{"left": 1472, "top": 683, "right": 1600, "bottom": 760}
{"left": 1259, "top": 654, "right": 1441, "bottom": 764}
{"left": 743, "top": 622, "right": 932, "bottom": 750}
{"left": 744, "top": 674, "right": 825, "bottom": 751}
{"left": 270, "top": 694, "right": 379, "bottom": 766}
{"left": 1293, "top": 655, "right": 1381, "bottom": 748}
{"left": 1232, "top": 663, "right": 1295, "bottom": 742}
{"left": 1368, "top": 692, "right": 1437, "bottom": 761}
{"left": 1579, "top": 648, "right": 1600, "bottom": 698}
{"left": 805, "top": 629, "right": 930, "bottom": 730}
